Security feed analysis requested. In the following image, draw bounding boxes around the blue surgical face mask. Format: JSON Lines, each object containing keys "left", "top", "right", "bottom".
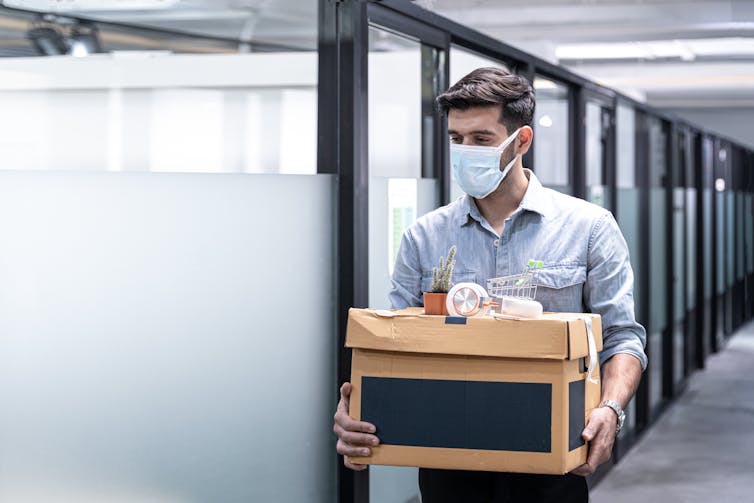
{"left": 450, "top": 128, "right": 521, "bottom": 199}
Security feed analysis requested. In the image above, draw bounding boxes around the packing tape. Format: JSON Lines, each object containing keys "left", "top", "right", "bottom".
{"left": 582, "top": 316, "right": 599, "bottom": 385}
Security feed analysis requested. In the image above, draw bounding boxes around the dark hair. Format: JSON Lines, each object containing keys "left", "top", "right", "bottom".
{"left": 436, "top": 67, "right": 535, "bottom": 131}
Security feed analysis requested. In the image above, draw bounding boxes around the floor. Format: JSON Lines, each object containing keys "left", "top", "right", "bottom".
{"left": 592, "top": 320, "right": 754, "bottom": 503}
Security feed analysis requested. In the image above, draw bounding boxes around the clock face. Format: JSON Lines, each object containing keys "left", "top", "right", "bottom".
{"left": 450, "top": 285, "right": 480, "bottom": 316}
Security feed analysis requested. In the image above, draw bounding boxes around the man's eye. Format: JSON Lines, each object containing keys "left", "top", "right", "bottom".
{"left": 475, "top": 138, "right": 490, "bottom": 144}
{"left": 450, "top": 137, "right": 462, "bottom": 144}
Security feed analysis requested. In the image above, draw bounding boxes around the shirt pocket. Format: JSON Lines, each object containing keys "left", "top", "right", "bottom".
{"left": 534, "top": 264, "right": 586, "bottom": 313}
{"left": 421, "top": 270, "right": 478, "bottom": 294}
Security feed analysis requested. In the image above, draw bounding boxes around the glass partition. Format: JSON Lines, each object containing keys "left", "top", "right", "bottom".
{"left": 0, "top": 5, "right": 318, "bottom": 174}
{"left": 586, "top": 102, "right": 612, "bottom": 209}
{"left": 672, "top": 133, "right": 687, "bottom": 385}
{"left": 368, "top": 26, "right": 432, "bottom": 503}
{"left": 0, "top": 172, "right": 336, "bottom": 502}
{"left": 615, "top": 103, "right": 639, "bottom": 432}
{"left": 534, "top": 77, "right": 570, "bottom": 194}
{"left": 702, "top": 137, "right": 714, "bottom": 357}
{"left": 684, "top": 132, "right": 698, "bottom": 371}
{"left": 647, "top": 117, "right": 668, "bottom": 415}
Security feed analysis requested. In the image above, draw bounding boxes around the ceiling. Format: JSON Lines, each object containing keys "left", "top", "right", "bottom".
{"left": 418, "top": 0, "right": 754, "bottom": 110}
{"left": 0, "top": 0, "right": 752, "bottom": 110}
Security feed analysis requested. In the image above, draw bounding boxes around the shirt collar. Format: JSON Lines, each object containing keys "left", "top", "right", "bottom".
{"left": 456, "top": 169, "right": 553, "bottom": 227}
{"left": 518, "top": 169, "right": 553, "bottom": 219}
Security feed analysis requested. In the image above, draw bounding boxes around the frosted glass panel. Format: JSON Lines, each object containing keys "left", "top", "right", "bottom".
{"left": 726, "top": 193, "right": 735, "bottom": 287}
{"left": 650, "top": 189, "right": 668, "bottom": 331}
{"left": 686, "top": 189, "right": 697, "bottom": 311}
{"left": 617, "top": 189, "right": 642, "bottom": 322}
{"left": 0, "top": 54, "right": 318, "bottom": 174}
{"left": 673, "top": 189, "right": 686, "bottom": 322}
{"left": 716, "top": 194, "right": 726, "bottom": 295}
{"left": 703, "top": 189, "right": 713, "bottom": 299}
{"left": 0, "top": 172, "right": 336, "bottom": 502}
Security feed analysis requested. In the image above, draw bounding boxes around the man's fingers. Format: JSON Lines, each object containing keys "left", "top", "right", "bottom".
{"left": 340, "top": 382, "right": 352, "bottom": 401}
{"left": 334, "top": 409, "right": 377, "bottom": 434}
{"left": 571, "top": 463, "right": 593, "bottom": 476}
{"left": 336, "top": 439, "right": 372, "bottom": 458}
{"left": 336, "top": 427, "right": 379, "bottom": 447}
{"left": 344, "top": 458, "right": 368, "bottom": 471}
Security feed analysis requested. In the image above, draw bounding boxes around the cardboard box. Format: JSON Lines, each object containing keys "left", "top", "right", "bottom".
{"left": 345, "top": 308, "right": 603, "bottom": 475}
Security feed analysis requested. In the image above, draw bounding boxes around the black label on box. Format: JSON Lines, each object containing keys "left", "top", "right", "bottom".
{"left": 361, "top": 376, "right": 552, "bottom": 452}
{"left": 569, "top": 379, "right": 586, "bottom": 451}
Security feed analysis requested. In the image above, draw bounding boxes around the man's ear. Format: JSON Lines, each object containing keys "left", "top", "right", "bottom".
{"left": 517, "top": 126, "right": 534, "bottom": 155}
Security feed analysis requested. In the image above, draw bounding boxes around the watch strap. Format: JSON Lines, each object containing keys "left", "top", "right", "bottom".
{"left": 600, "top": 399, "right": 625, "bottom": 435}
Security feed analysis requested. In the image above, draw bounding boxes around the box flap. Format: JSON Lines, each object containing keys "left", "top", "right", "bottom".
{"left": 564, "top": 314, "right": 603, "bottom": 360}
{"left": 346, "top": 308, "right": 603, "bottom": 360}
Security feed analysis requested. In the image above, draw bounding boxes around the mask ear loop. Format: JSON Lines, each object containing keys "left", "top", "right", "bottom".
{"left": 496, "top": 128, "right": 522, "bottom": 181}
{"left": 495, "top": 128, "right": 521, "bottom": 153}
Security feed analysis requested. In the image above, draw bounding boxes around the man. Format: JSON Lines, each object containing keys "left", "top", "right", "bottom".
{"left": 333, "top": 67, "right": 647, "bottom": 502}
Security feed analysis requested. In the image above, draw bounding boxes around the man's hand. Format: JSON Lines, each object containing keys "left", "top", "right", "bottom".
{"left": 333, "top": 382, "right": 380, "bottom": 471}
{"left": 571, "top": 406, "right": 617, "bottom": 476}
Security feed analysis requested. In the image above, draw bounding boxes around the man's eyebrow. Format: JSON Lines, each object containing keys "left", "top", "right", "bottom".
{"left": 447, "top": 129, "right": 497, "bottom": 136}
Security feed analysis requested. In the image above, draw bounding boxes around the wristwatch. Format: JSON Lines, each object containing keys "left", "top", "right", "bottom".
{"left": 600, "top": 399, "right": 625, "bottom": 436}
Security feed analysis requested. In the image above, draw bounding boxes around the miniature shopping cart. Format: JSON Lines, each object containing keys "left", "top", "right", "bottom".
{"left": 486, "top": 259, "right": 545, "bottom": 318}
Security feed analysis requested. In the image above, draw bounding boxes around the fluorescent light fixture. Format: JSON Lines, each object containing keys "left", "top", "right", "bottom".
{"left": 558, "top": 37, "right": 754, "bottom": 62}
{"left": 533, "top": 78, "right": 557, "bottom": 90}
{"left": 556, "top": 42, "right": 646, "bottom": 61}
{"left": 4, "top": 0, "right": 180, "bottom": 11}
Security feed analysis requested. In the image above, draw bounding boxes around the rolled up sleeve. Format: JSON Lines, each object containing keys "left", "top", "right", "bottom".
{"left": 584, "top": 212, "right": 648, "bottom": 370}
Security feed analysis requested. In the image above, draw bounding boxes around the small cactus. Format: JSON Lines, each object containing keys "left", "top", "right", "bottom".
{"left": 430, "top": 245, "right": 456, "bottom": 293}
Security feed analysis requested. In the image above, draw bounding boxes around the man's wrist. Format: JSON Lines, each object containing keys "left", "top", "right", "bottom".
{"left": 599, "top": 399, "right": 625, "bottom": 436}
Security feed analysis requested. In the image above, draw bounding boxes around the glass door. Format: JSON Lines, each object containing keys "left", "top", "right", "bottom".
{"left": 365, "top": 6, "right": 448, "bottom": 502}
{"left": 584, "top": 91, "right": 616, "bottom": 214}
{"left": 533, "top": 76, "right": 571, "bottom": 195}
{"left": 646, "top": 116, "right": 670, "bottom": 419}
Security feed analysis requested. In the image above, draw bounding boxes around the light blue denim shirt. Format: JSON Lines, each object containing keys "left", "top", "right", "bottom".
{"left": 390, "top": 170, "right": 648, "bottom": 369}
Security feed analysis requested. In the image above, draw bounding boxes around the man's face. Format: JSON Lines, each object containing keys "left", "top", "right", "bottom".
{"left": 448, "top": 106, "right": 516, "bottom": 170}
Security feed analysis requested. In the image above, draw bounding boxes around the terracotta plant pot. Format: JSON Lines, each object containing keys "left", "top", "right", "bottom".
{"left": 423, "top": 292, "right": 449, "bottom": 315}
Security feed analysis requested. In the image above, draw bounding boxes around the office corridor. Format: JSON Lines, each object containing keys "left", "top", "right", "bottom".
{"left": 593, "top": 321, "right": 754, "bottom": 503}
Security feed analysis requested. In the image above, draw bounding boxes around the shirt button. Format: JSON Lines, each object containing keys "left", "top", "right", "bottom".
{"left": 493, "top": 239, "right": 500, "bottom": 247}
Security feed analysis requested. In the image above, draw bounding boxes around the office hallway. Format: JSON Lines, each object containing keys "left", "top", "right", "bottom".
{"left": 592, "top": 320, "right": 754, "bottom": 503}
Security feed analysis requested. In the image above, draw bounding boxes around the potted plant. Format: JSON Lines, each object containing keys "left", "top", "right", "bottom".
{"left": 423, "top": 245, "right": 456, "bottom": 315}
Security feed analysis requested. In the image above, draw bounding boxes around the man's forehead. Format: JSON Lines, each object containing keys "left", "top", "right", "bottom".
{"left": 447, "top": 107, "right": 508, "bottom": 135}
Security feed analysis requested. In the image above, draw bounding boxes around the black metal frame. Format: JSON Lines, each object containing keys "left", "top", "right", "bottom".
{"left": 320, "top": 2, "right": 754, "bottom": 502}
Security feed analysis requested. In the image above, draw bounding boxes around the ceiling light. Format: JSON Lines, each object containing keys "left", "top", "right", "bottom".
{"left": 538, "top": 115, "right": 553, "bottom": 128}
{"left": 4, "top": 0, "right": 180, "bottom": 11}
{"left": 68, "top": 22, "right": 102, "bottom": 56}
